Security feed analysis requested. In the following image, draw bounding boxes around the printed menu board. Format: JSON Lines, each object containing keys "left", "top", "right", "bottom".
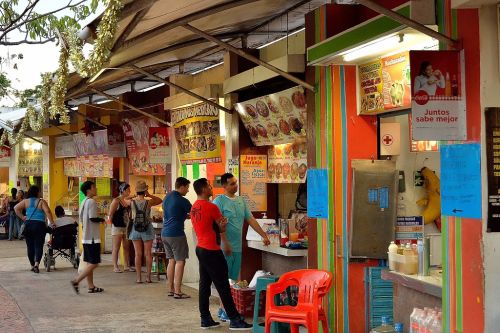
{"left": 359, "top": 51, "right": 411, "bottom": 115}
{"left": 122, "top": 117, "right": 168, "bottom": 175}
{"left": 63, "top": 155, "right": 113, "bottom": 178}
{"left": 172, "top": 102, "right": 221, "bottom": 164}
{"left": 73, "top": 130, "right": 108, "bottom": 156}
{"left": 55, "top": 136, "right": 76, "bottom": 158}
{"left": 18, "top": 139, "right": 43, "bottom": 176}
{"left": 235, "top": 86, "right": 307, "bottom": 146}
{"left": 268, "top": 142, "right": 307, "bottom": 183}
{"left": 240, "top": 155, "right": 267, "bottom": 212}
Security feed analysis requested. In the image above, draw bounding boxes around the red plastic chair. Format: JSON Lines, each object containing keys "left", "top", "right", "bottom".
{"left": 265, "top": 269, "right": 333, "bottom": 333}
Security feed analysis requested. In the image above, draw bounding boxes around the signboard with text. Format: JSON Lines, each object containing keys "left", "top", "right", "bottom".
{"left": 486, "top": 108, "right": 500, "bottom": 231}
{"left": 410, "top": 50, "right": 467, "bottom": 140}
{"left": 240, "top": 155, "right": 267, "bottom": 212}
{"left": 396, "top": 216, "right": 424, "bottom": 244}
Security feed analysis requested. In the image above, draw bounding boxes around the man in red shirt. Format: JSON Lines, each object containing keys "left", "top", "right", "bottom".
{"left": 191, "top": 178, "right": 252, "bottom": 330}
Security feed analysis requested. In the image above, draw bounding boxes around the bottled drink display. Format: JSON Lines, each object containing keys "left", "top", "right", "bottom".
{"left": 409, "top": 307, "right": 442, "bottom": 333}
{"left": 370, "top": 316, "right": 403, "bottom": 333}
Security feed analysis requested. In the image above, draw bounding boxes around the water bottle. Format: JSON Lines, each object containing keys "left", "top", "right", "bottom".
{"left": 370, "top": 316, "right": 395, "bottom": 333}
{"left": 410, "top": 308, "right": 422, "bottom": 333}
{"left": 394, "top": 323, "right": 403, "bottom": 333}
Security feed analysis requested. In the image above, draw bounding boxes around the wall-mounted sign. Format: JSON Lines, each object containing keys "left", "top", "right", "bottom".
{"left": 55, "top": 136, "right": 76, "bottom": 158}
{"left": 64, "top": 155, "right": 113, "bottom": 178}
{"left": 18, "top": 138, "right": 43, "bottom": 176}
{"left": 240, "top": 155, "right": 267, "bottom": 212}
{"left": 359, "top": 52, "right": 411, "bottom": 115}
{"left": 395, "top": 216, "right": 424, "bottom": 245}
{"left": 235, "top": 86, "right": 307, "bottom": 146}
{"left": 410, "top": 50, "right": 467, "bottom": 140}
{"left": 486, "top": 108, "right": 500, "bottom": 231}
{"left": 172, "top": 102, "right": 221, "bottom": 164}
{"left": 268, "top": 143, "right": 307, "bottom": 183}
{"left": 308, "top": 169, "right": 328, "bottom": 219}
{"left": 0, "top": 146, "right": 11, "bottom": 167}
{"left": 148, "top": 127, "right": 170, "bottom": 164}
{"left": 122, "top": 117, "right": 167, "bottom": 175}
{"left": 379, "top": 122, "right": 401, "bottom": 156}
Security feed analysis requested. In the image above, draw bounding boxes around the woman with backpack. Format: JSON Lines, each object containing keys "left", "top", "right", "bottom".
{"left": 129, "top": 180, "right": 162, "bottom": 283}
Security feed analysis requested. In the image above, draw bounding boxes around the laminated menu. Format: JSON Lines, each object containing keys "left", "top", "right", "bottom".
{"left": 268, "top": 143, "right": 307, "bottom": 183}
{"left": 235, "top": 86, "right": 307, "bottom": 146}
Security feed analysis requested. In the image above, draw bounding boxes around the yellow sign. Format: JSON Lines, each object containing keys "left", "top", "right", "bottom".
{"left": 29, "top": 176, "right": 34, "bottom": 184}
{"left": 96, "top": 178, "right": 111, "bottom": 197}
{"left": 240, "top": 155, "right": 267, "bottom": 212}
{"left": 359, "top": 60, "right": 384, "bottom": 114}
{"left": 171, "top": 103, "right": 221, "bottom": 164}
{"left": 43, "top": 173, "right": 48, "bottom": 183}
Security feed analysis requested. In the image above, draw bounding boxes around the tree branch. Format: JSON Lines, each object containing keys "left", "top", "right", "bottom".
{"left": 1, "top": 37, "right": 56, "bottom": 46}
{"left": 0, "top": 0, "right": 40, "bottom": 40}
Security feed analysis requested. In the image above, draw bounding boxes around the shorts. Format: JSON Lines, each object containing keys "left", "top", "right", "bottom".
{"left": 83, "top": 243, "right": 101, "bottom": 264}
{"left": 111, "top": 225, "right": 127, "bottom": 237}
{"left": 162, "top": 236, "right": 189, "bottom": 261}
{"left": 128, "top": 224, "right": 154, "bottom": 241}
{"left": 224, "top": 252, "right": 242, "bottom": 280}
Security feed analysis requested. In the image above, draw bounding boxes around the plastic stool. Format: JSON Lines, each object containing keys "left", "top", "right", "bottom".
{"left": 253, "top": 276, "right": 289, "bottom": 333}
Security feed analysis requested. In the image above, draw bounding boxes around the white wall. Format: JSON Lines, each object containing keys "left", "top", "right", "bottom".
{"left": 380, "top": 115, "right": 441, "bottom": 235}
{"left": 479, "top": 6, "right": 500, "bottom": 331}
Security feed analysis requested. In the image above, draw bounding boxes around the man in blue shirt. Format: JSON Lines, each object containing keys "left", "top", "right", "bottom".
{"left": 213, "top": 172, "right": 270, "bottom": 321}
{"left": 162, "top": 177, "right": 192, "bottom": 299}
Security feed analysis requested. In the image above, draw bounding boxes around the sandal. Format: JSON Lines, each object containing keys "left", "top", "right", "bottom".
{"left": 125, "top": 267, "right": 136, "bottom": 272}
{"left": 70, "top": 281, "right": 79, "bottom": 295}
{"left": 136, "top": 281, "right": 143, "bottom": 284}
{"left": 168, "top": 291, "right": 175, "bottom": 297}
{"left": 113, "top": 268, "right": 123, "bottom": 273}
{"left": 174, "top": 293, "right": 191, "bottom": 299}
{"left": 33, "top": 266, "right": 39, "bottom": 274}
{"left": 88, "top": 287, "right": 104, "bottom": 293}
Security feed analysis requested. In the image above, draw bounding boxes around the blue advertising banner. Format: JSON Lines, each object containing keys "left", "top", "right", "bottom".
{"left": 440, "top": 143, "right": 482, "bottom": 219}
{"left": 307, "top": 169, "right": 328, "bottom": 219}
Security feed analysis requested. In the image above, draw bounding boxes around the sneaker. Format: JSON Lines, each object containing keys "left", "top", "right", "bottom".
{"left": 217, "top": 308, "right": 230, "bottom": 322}
{"left": 200, "top": 318, "right": 220, "bottom": 330}
{"left": 229, "top": 317, "right": 252, "bottom": 330}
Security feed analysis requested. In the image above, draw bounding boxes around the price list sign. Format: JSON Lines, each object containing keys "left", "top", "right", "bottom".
{"left": 486, "top": 108, "right": 500, "bottom": 231}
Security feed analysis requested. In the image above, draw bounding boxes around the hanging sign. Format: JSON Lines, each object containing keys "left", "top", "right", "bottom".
{"left": 235, "top": 86, "right": 307, "bottom": 146}
{"left": 64, "top": 155, "right": 113, "bottom": 178}
{"left": 410, "top": 50, "right": 467, "bottom": 140}
{"left": 268, "top": 142, "right": 307, "bottom": 183}
{"left": 0, "top": 146, "right": 11, "bottom": 167}
{"left": 172, "top": 102, "right": 221, "bottom": 164}
{"left": 240, "top": 155, "right": 267, "bottom": 212}
{"left": 148, "top": 127, "right": 170, "bottom": 164}
{"left": 107, "top": 125, "right": 127, "bottom": 158}
{"left": 55, "top": 136, "right": 76, "bottom": 158}
{"left": 73, "top": 129, "right": 108, "bottom": 156}
{"left": 122, "top": 117, "right": 167, "bottom": 175}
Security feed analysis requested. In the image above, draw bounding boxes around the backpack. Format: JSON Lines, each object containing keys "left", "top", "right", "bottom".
{"left": 132, "top": 200, "right": 149, "bottom": 232}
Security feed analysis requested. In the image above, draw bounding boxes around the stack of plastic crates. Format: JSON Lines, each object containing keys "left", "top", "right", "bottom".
{"left": 365, "top": 266, "right": 394, "bottom": 331}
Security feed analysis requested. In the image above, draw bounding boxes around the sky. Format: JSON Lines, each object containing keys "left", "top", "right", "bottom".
{"left": 0, "top": 0, "right": 105, "bottom": 107}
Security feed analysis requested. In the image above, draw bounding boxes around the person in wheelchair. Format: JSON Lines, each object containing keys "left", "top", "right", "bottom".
{"left": 44, "top": 206, "right": 79, "bottom": 271}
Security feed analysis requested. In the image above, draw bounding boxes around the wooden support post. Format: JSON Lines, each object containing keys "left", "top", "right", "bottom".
{"left": 183, "top": 24, "right": 315, "bottom": 92}
{"left": 89, "top": 87, "right": 171, "bottom": 126}
{"left": 128, "top": 65, "right": 233, "bottom": 114}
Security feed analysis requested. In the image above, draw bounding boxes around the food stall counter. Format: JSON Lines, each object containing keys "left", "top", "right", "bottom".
{"left": 247, "top": 240, "right": 308, "bottom": 257}
{"left": 382, "top": 269, "right": 442, "bottom": 298}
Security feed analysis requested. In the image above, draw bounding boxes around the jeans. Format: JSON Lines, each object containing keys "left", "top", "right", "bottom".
{"left": 8, "top": 212, "right": 18, "bottom": 240}
{"left": 195, "top": 247, "right": 240, "bottom": 321}
{"left": 25, "top": 220, "right": 47, "bottom": 266}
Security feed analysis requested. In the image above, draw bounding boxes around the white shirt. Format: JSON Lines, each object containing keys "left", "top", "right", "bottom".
{"left": 414, "top": 74, "right": 445, "bottom": 96}
{"left": 55, "top": 216, "right": 76, "bottom": 228}
{"left": 80, "top": 198, "right": 101, "bottom": 244}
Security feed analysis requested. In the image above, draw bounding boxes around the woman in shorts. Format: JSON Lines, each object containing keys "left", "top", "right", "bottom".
{"left": 109, "top": 182, "right": 134, "bottom": 273}
{"left": 129, "top": 180, "right": 162, "bottom": 283}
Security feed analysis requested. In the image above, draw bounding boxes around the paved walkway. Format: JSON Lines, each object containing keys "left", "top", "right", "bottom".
{"left": 0, "top": 239, "right": 230, "bottom": 333}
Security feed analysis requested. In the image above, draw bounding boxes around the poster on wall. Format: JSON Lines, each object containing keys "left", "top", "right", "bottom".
{"left": 107, "top": 125, "right": 126, "bottom": 158}
{"left": 235, "top": 86, "right": 307, "bottom": 146}
{"left": 395, "top": 216, "right": 424, "bottom": 245}
{"left": 0, "top": 146, "right": 11, "bottom": 167}
{"left": 240, "top": 155, "right": 267, "bottom": 212}
{"left": 55, "top": 136, "right": 76, "bottom": 158}
{"left": 122, "top": 117, "right": 167, "bottom": 175}
{"left": 486, "top": 108, "right": 500, "bottom": 232}
{"left": 73, "top": 130, "right": 108, "bottom": 156}
{"left": 307, "top": 169, "right": 328, "bottom": 219}
{"left": 63, "top": 155, "right": 113, "bottom": 178}
{"left": 148, "top": 127, "right": 170, "bottom": 164}
{"left": 18, "top": 139, "right": 43, "bottom": 176}
{"left": 268, "top": 142, "right": 307, "bottom": 183}
{"left": 410, "top": 50, "right": 467, "bottom": 140}
{"left": 359, "top": 52, "right": 411, "bottom": 115}
{"left": 172, "top": 102, "right": 221, "bottom": 164}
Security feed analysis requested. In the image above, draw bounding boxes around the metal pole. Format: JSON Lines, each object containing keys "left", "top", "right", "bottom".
{"left": 89, "top": 87, "right": 171, "bottom": 126}
{"left": 129, "top": 65, "right": 233, "bottom": 114}
{"left": 183, "top": 24, "right": 315, "bottom": 92}
{"left": 355, "top": 0, "right": 457, "bottom": 46}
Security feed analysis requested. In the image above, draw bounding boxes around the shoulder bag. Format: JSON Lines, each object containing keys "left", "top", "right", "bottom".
{"left": 19, "top": 199, "right": 41, "bottom": 237}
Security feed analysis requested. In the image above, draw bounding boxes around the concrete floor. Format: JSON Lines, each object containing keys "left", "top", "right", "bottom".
{"left": 0, "top": 238, "right": 233, "bottom": 333}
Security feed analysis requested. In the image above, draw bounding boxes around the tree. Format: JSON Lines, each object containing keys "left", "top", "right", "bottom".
{"left": 0, "top": 72, "right": 10, "bottom": 99}
{"left": 0, "top": 0, "right": 100, "bottom": 46}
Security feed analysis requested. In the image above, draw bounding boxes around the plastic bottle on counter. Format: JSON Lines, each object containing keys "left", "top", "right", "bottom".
{"left": 430, "top": 312, "right": 442, "bottom": 333}
{"left": 410, "top": 308, "right": 422, "bottom": 333}
{"left": 388, "top": 241, "right": 398, "bottom": 271}
{"left": 423, "top": 310, "right": 436, "bottom": 333}
{"left": 417, "top": 308, "right": 429, "bottom": 333}
{"left": 370, "top": 316, "right": 395, "bottom": 333}
{"left": 394, "top": 323, "right": 403, "bottom": 333}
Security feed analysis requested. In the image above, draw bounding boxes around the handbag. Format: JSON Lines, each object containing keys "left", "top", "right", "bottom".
{"left": 19, "top": 199, "right": 41, "bottom": 237}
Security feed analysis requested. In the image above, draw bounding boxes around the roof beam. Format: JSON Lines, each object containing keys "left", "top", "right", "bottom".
{"left": 129, "top": 65, "right": 233, "bottom": 114}
{"left": 183, "top": 24, "right": 315, "bottom": 92}
{"left": 119, "top": 0, "right": 157, "bottom": 20}
{"left": 112, "top": 5, "right": 152, "bottom": 52}
{"left": 89, "top": 87, "right": 171, "bottom": 126}
{"left": 114, "top": 0, "right": 257, "bottom": 52}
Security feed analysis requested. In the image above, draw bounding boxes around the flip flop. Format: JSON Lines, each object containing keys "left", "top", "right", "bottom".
{"left": 113, "top": 268, "right": 123, "bottom": 273}
{"left": 174, "top": 293, "right": 191, "bottom": 299}
{"left": 88, "top": 287, "right": 104, "bottom": 293}
{"left": 70, "top": 281, "right": 79, "bottom": 295}
{"left": 168, "top": 291, "right": 175, "bottom": 297}
{"left": 136, "top": 281, "right": 143, "bottom": 284}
